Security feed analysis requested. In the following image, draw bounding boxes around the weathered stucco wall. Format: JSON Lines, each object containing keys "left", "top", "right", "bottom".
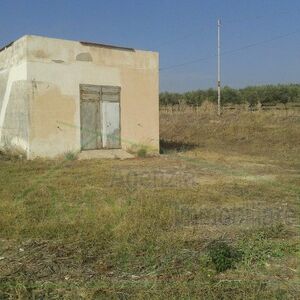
{"left": 0, "top": 37, "right": 29, "bottom": 154}
{"left": 26, "top": 35, "right": 159, "bottom": 158}
{"left": 0, "top": 70, "right": 9, "bottom": 115}
{"left": 1, "top": 81, "right": 30, "bottom": 154}
{"left": 0, "top": 35, "right": 159, "bottom": 158}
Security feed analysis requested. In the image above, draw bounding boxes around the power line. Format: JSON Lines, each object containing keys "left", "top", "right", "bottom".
{"left": 222, "top": 30, "right": 300, "bottom": 56}
{"left": 223, "top": 8, "right": 300, "bottom": 24}
{"left": 156, "top": 8, "right": 300, "bottom": 48}
{"left": 160, "top": 29, "right": 300, "bottom": 71}
{"left": 160, "top": 54, "right": 213, "bottom": 71}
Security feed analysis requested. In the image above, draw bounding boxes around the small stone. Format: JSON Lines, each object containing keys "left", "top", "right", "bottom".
{"left": 0, "top": 257, "right": 5, "bottom": 260}
{"left": 19, "top": 248, "right": 24, "bottom": 252}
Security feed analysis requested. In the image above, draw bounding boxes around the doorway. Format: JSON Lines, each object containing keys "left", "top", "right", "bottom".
{"left": 80, "top": 84, "right": 121, "bottom": 150}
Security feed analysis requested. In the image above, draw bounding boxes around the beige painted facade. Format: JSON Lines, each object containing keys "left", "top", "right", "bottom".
{"left": 0, "top": 35, "right": 159, "bottom": 158}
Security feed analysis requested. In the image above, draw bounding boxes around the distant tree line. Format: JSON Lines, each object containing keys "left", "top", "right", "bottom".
{"left": 160, "top": 84, "right": 300, "bottom": 106}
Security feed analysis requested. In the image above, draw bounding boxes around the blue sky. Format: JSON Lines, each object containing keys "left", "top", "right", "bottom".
{"left": 1, "top": 0, "right": 299, "bottom": 92}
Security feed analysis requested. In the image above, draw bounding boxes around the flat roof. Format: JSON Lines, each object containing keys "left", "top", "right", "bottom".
{"left": 0, "top": 35, "right": 137, "bottom": 53}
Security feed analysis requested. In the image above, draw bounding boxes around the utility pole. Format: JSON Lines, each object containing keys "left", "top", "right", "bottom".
{"left": 217, "top": 19, "right": 221, "bottom": 116}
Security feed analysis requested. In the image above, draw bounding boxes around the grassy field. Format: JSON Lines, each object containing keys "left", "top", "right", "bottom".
{"left": 0, "top": 105, "right": 299, "bottom": 299}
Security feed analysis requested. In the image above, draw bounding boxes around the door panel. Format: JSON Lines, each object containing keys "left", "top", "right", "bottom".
{"left": 102, "top": 86, "right": 120, "bottom": 94}
{"left": 80, "top": 84, "right": 120, "bottom": 150}
{"left": 102, "top": 93, "right": 120, "bottom": 102}
{"left": 102, "top": 101, "right": 121, "bottom": 148}
{"left": 80, "top": 100, "right": 99, "bottom": 150}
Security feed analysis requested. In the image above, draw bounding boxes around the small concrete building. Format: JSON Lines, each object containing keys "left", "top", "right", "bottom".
{"left": 0, "top": 35, "right": 159, "bottom": 159}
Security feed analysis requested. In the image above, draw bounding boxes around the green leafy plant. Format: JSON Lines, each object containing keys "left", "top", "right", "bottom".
{"left": 207, "top": 240, "right": 241, "bottom": 272}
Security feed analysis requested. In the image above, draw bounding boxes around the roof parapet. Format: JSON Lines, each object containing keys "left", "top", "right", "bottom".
{"left": 80, "top": 41, "right": 135, "bottom": 52}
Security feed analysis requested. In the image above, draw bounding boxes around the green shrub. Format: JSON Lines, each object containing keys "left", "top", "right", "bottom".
{"left": 137, "top": 147, "right": 147, "bottom": 158}
{"left": 207, "top": 240, "right": 241, "bottom": 272}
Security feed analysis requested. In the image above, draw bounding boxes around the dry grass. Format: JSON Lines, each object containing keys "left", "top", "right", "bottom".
{"left": 160, "top": 102, "right": 300, "bottom": 164}
{"left": 0, "top": 104, "right": 299, "bottom": 299}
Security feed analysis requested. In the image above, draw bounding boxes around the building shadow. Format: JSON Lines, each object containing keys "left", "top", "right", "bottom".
{"left": 160, "top": 139, "right": 198, "bottom": 154}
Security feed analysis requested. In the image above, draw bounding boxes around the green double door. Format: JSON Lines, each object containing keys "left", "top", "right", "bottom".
{"left": 80, "top": 84, "right": 121, "bottom": 150}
